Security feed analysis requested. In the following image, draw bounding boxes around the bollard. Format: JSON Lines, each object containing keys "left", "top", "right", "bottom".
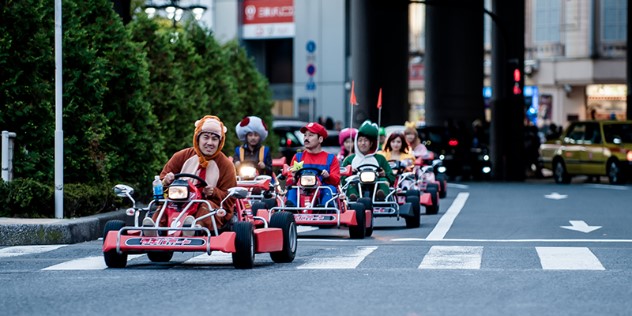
{"left": 2, "top": 131, "right": 16, "bottom": 182}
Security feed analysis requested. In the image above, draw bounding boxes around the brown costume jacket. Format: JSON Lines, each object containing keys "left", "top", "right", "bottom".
{"left": 160, "top": 147, "right": 237, "bottom": 215}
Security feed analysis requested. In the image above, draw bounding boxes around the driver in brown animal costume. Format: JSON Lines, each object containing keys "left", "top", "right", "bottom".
{"left": 143, "top": 115, "right": 237, "bottom": 236}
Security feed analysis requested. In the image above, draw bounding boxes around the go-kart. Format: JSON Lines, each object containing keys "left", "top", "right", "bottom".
{"left": 416, "top": 152, "right": 448, "bottom": 199}
{"left": 344, "top": 164, "right": 420, "bottom": 228}
{"left": 102, "top": 173, "right": 297, "bottom": 269}
{"left": 269, "top": 164, "right": 371, "bottom": 239}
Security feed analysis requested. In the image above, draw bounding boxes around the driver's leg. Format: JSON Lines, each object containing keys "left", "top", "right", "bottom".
{"left": 285, "top": 188, "right": 297, "bottom": 207}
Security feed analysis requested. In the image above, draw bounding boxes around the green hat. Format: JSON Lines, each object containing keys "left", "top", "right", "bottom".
{"left": 379, "top": 127, "right": 386, "bottom": 136}
{"left": 358, "top": 120, "right": 379, "bottom": 139}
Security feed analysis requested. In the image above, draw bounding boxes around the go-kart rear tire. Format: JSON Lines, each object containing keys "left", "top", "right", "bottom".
{"left": 436, "top": 174, "right": 447, "bottom": 198}
{"left": 232, "top": 222, "right": 255, "bottom": 269}
{"left": 103, "top": 220, "right": 127, "bottom": 268}
{"left": 405, "top": 195, "right": 421, "bottom": 228}
{"left": 425, "top": 184, "right": 439, "bottom": 215}
{"left": 348, "top": 202, "right": 366, "bottom": 239}
{"left": 269, "top": 211, "right": 297, "bottom": 263}
{"left": 147, "top": 251, "right": 173, "bottom": 263}
{"left": 251, "top": 201, "right": 266, "bottom": 217}
{"left": 405, "top": 190, "right": 420, "bottom": 198}
{"left": 356, "top": 197, "right": 373, "bottom": 236}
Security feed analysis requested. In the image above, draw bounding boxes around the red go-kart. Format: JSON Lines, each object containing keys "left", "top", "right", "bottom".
{"left": 102, "top": 173, "right": 297, "bottom": 269}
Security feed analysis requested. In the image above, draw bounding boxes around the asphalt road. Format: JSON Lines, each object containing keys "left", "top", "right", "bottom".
{"left": 2, "top": 179, "right": 631, "bottom": 316}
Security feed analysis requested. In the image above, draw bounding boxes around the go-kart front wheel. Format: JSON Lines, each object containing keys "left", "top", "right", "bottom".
{"left": 348, "top": 202, "right": 366, "bottom": 239}
{"left": 232, "top": 222, "right": 255, "bottom": 269}
{"left": 147, "top": 251, "right": 174, "bottom": 263}
{"left": 358, "top": 197, "right": 373, "bottom": 237}
{"left": 404, "top": 195, "right": 421, "bottom": 228}
{"left": 269, "top": 211, "right": 297, "bottom": 263}
{"left": 103, "top": 220, "right": 127, "bottom": 268}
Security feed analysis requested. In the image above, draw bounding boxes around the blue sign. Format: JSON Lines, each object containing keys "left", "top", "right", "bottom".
{"left": 306, "top": 64, "right": 316, "bottom": 76}
{"left": 306, "top": 40, "right": 316, "bottom": 53}
{"left": 306, "top": 80, "right": 316, "bottom": 91}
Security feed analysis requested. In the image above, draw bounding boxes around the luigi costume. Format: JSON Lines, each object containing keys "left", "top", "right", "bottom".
{"left": 342, "top": 120, "right": 395, "bottom": 200}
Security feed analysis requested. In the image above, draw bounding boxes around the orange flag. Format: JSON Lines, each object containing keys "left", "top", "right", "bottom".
{"left": 377, "top": 88, "right": 383, "bottom": 109}
{"left": 350, "top": 80, "right": 357, "bottom": 106}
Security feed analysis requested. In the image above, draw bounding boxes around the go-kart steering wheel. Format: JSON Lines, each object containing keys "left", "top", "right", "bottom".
{"left": 294, "top": 167, "right": 325, "bottom": 179}
{"left": 355, "top": 163, "right": 382, "bottom": 173}
{"left": 174, "top": 173, "right": 208, "bottom": 188}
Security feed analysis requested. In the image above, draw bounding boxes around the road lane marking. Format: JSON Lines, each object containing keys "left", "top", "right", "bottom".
{"left": 418, "top": 246, "right": 483, "bottom": 270}
{"left": 536, "top": 247, "right": 605, "bottom": 270}
{"left": 0, "top": 245, "right": 67, "bottom": 258}
{"left": 582, "top": 184, "right": 629, "bottom": 191}
{"left": 447, "top": 183, "right": 469, "bottom": 189}
{"left": 42, "top": 255, "right": 144, "bottom": 270}
{"left": 184, "top": 252, "right": 233, "bottom": 265}
{"left": 297, "top": 246, "right": 377, "bottom": 269}
{"left": 426, "top": 192, "right": 469, "bottom": 240}
{"left": 391, "top": 238, "right": 632, "bottom": 243}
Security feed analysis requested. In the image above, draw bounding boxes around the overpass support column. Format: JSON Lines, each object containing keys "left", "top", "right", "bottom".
{"left": 424, "top": 0, "right": 485, "bottom": 129}
{"left": 350, "top": 0, "right": 409, "bottom": 127}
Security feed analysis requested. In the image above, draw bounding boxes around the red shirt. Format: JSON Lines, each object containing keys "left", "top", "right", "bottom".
{"left": 290, "top": 151, "right": 340, "bottom": 186}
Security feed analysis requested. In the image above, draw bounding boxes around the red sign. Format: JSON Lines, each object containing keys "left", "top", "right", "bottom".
{"left": 243, "top": 0, "right": 294, "bottom": 24}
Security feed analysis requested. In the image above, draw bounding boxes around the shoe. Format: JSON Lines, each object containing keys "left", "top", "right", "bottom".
{"left": 376, "top": 190, "right": 386, "bottom": 201}
{"left": 182, "top": 216, "right": 195, "bottom": 237}
{"left": 348, "top": 194, "right": 358, "bottom": 202}
{"left": 142, "top": 217, "right": 157, "bottom": 237}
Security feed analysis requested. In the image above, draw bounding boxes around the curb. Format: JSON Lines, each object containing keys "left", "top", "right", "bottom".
{"left": 0, "top": 210, "right": 128, "bottom": 246}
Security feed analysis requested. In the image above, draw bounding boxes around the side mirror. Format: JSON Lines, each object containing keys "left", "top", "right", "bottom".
{"left": 113, "top": 184, "right": 134, "bottom": 197}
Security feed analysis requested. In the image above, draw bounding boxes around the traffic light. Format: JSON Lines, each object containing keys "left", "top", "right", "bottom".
{"left": 512, "top": 68, "right": 522, "bottom": 95}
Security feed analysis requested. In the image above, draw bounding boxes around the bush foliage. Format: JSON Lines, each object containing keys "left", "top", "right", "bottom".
{"left": 0, "top": 0, "right": 274, "bottom": 218}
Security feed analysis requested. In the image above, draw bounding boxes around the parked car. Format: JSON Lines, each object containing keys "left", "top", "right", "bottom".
{"left": 539, "top": 120, "right": 632, "bottom": 184}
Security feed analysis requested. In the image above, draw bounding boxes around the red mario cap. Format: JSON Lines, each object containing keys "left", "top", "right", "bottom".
{"left": 300, "top": 122, "right": 328, "bottom": 138}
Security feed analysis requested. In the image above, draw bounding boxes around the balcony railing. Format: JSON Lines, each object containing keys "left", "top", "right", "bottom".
{"left": 525, "top": 43, "right": 565, "bottom": 59}
{"left": 599, "top": 42, "right": 627, "bottom": 58}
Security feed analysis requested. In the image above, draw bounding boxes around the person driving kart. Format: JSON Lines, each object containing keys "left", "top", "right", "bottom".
{"left": 379, "top": 132, "right": 415, "bottom": 173}
{"left": 341, "top": 120, "right": 395, "bottom": 201}
{"left": 144, "top": 115, "right": 237, "bottom": 236}
{"left": 233, "top": 116, "right": 272, "bottom": 177}
{"left": 285, "top": 122, "right": 340, "bottom": 207}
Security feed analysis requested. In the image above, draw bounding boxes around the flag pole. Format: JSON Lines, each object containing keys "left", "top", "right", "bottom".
{"left": 377, "top": 88, "right": 383, "bottom": 129}
{"left": 349, "top": 80, "right": 357, "bottom": 128}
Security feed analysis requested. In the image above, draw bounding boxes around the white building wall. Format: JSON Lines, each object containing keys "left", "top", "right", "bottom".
{"left": 293, "top": 0, "right": 346, "bottom": 123}
{"left": 213, "top": 0, "right": 239, "bottom": 43}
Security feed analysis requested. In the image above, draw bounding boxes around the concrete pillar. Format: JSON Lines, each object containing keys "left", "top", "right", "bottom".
{"left": 350, "top": 0, "right": 409, "bottom": 127}
{"left": 424, "top": 0, "right": 485, "bottom": 129}
{"left": 628, "top": 0, "right": 631, "bottom": 120}
{"left": 490, "top": 0, "right": 525, "bottom": 181}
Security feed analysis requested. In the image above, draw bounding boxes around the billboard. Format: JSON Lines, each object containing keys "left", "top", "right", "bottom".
{"left": 242, "top": 0, "right": 294, "bottom": 39}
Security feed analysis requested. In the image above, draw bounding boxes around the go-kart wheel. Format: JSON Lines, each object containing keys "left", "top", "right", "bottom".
{"left": 269, "top": 211, "right": 297, "bottom": 263}
{"left": 251, "top": 201, "right": 267, "bottom": 217}
{"left": 103, "top": 220, "right": 127, "bottom": 268}
{"left": 348, "top": 202, "right": 366, "bottom": 239}
{"left": 405, "top": 195, "right": 421, "bottom": 228}
{"left": 147, "top": 251, "right": 173, "bottom": 263}
{"left": 356, "top": 197, "right": 373, "bottom": 237}
{"left": 405, "top": 190, "right": 420, "bottom": 198}
{"left": 436, "top": 174, "right": 447, "bottom": 198}
{"left": 232, "top": 222, "right": 255, "bottom": 269}
{"left": 424, "top": 184, "right": 439, "bottom": 215}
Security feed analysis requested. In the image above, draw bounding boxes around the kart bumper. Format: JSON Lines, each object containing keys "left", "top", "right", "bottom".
{"left": 103, "top": 229, "right": 236, "bottom": 254}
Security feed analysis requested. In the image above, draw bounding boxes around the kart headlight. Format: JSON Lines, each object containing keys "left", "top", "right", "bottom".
{"left": 167, "top": 185, "right": 189, "bottom": 200}
{"left": 239, "top": 165, "right": 257, "bottom": 180}
{"left": 437, "top": 166, "right": 447, "bottom": 173}
{"left": 300, "top": 174, "right": 317, "bottom": 187}
{"left": 359, "top": 171, "right": 376, "bottom": 183}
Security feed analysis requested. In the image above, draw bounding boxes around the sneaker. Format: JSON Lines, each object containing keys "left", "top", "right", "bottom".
{"left": 182, "top": 216, "right": 195, "bottom": 237}
{"left": 142, "top": 217, "right": 157, "bottom": 237}
{"left": 376, "top": 190, "right": 386, "bottom": 201}
{"left": 348, "top": 194, "right": 358, "bottom": 202}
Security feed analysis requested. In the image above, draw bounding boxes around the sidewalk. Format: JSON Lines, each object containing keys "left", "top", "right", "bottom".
{"left": 0, "top": 210, "right": 128, "bottom": 246}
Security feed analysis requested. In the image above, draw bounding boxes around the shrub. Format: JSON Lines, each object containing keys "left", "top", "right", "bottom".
{"left": 0, "top": 179, "right": 54, "bottom": 218}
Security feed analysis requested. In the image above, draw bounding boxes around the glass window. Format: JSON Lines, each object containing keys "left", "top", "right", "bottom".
{"left": 583, "top": 123, "right": 601, "bottom": 144}
{"left": 533, "top": 0, "right": 561, "bottom": 43}
{"left": 565, "top": 124, "right": 585, "bottom": 143}
{"left": 601, "top": 0, "right": 627, "bottom": 42}
{"left": 603, "top": 123, "right": 632, "bottom": 144}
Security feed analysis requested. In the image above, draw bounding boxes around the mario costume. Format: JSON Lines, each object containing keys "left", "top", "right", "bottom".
{"left": 342, "top": 120, "right": 395, "bottom": 199}
{"left": 233, "top": 116, "right": 272, "bottom": 176}
{"left": 155, "top": 115, "right": 237, "bottom": 230}
{"left": 286, "top": 122, "right": 341, "bottom": 207}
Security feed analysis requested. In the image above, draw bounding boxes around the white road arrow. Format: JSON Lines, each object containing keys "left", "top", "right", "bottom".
{"left": 561, "top": 220, "right": 602, "bottom": 233}
{"left": 545, "top": 192, "right": 568, "bottom": 200}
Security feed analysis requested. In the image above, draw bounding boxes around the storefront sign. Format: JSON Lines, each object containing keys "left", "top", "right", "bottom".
{"left": 242, "top": 0, "right": 294, "bottom": 39}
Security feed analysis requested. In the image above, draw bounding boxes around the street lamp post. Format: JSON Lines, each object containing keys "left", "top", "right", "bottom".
{"left": 144, "top": 0, "right": 207, "bottom": 27}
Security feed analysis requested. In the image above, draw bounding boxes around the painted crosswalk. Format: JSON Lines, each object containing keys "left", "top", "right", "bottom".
{"left": 0, "top": 244, "right": 626, "bottom": 271}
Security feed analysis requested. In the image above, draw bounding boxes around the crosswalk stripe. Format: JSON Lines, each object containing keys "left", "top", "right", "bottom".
{"left": 536, "top": 247, "right": 605, "bottom": 270}
{"left": 42, "top": 255, "right": 144, "bottom": 270}
{"left": 419, "top": 246, "right": 483, "bottom": 270}
{"left": 0, "top": 245, "right": 67, "bottom": 258}
{"left": 297, "top": 246, "right": 378, "bottom": 269}
{"left": 297, "top": 226, "right": 319, "bottom": 233}
{"left": 184, "top": 252, "right": 233, "bottom": 265}
{"left": 426, "top": 192, "right": 469, "bottom": 240}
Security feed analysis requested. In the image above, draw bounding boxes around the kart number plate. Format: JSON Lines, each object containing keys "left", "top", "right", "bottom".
{"left": 295, "top": 215, "right": 335, "bottom": 221}
{"left": 126, "top": 237, "right": 205, "bottom": 246}
{"left": 373, "top": 208, "right": 389, "bottom": 214}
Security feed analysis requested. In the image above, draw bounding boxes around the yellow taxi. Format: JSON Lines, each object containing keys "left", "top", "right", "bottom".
{"left": 539, "top": 120, "right": 632, "bottom": 184}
